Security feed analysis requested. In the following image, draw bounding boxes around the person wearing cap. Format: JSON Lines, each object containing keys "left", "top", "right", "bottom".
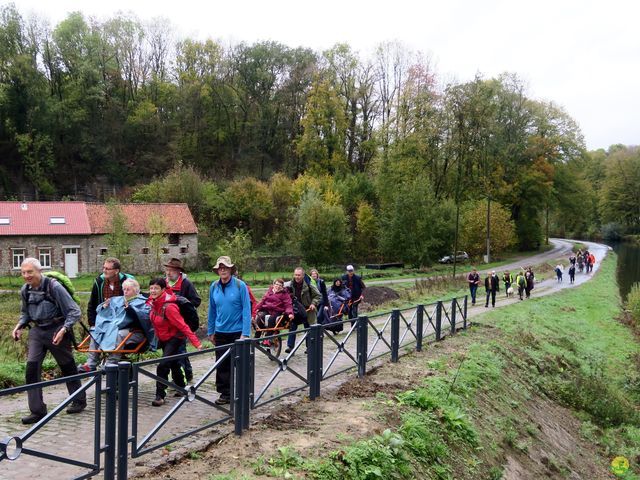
{"left": 207, "top": 256, "right": 252, "bottom": 405}
{"left": 165, "top": 258, "right": 201, "bottom": 383}
{"left": 341, "top": 265, "right": 365, "bottom": 322}
{"left": 484, "top": 271, "right": 500, "bottom": 308}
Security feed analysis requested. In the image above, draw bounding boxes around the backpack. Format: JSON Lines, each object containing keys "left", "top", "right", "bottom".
{"left": 168, "top": 295, "right": 200, "bottom": 332}
{"left": 21, "top": 271, "right": 80, "bottom": 306}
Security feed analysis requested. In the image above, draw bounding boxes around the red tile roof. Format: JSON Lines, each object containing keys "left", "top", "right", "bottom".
{"left": 0, "top": 202, "right": 92, "bottom": 235}
{"left": 85, "top": 203, "right": 198, "bottom": 234}
{"left": 0, "top": 202, "right": 197, "bottom": 235}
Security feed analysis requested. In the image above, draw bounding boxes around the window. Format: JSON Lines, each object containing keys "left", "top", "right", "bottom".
{"left": 180, "top": 246, "right": 188, "bottom": 254}
{"left": 162, "top": 247, "right": 169, "bottom": 254}
{"left": 49, "top": 217, "right": 66, "bottom": 224}
{"left": 0, "top": 217, "right": 9, "bottom": 225}
{"left": 168, "top": 233, "right": 180, "bottom": 246}
{"left": 39, "top": 248, "right": 51, "bottom": 268}
{"left": 12, "top": 248, "right": 25, "bottom": 269}
{"left": 100, "top": 248, "right": 108, "bottom": 255}
{"left": 141, "top": 247, "right": 149, "bottom": 254}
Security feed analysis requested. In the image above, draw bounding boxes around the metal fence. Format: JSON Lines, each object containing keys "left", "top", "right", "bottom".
{"left": 0, "top": 295, "right": 468, "bottom": 479}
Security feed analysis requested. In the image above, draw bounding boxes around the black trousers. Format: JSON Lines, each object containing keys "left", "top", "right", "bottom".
{"left": 214, "top": 331, "right": 242, "bottom": 399}
{"left": 156, "top": 336, "right": 186, "bottom": 398}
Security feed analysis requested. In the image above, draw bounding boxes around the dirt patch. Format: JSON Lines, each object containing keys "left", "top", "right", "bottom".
{"left": 262, "top": 407, "right": 307, "bottom": 430}
{"left": 360, "top": 286, "right": 400, "bottom": 311}
{"left": 335, "top": 376, "right": 406, "bottom": 398}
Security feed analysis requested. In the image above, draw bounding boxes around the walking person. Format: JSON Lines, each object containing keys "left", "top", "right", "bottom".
{"left": 555, "top": 264, "right": 564, "bottom": 283}
{"left": 285, "top": 267, "right": 321, "bottom": 353}
{"left": 342, "top": 265, "right": 365, "bottom": 322}
{"left": 568, "top": 263, "right": 576, "bottom": 284}
{"left": 467, "top": 268, "right": 480, "bottom": 305}
{"left": 207, "top": 256, "right": 252, "bottom": 405}
{"left": 12, "top": 258, "right": 86, "bottom": 424}
{"left": 310, "top": 269, "right": 328, "bottom": 325}
{"left": 525, "top": 270, "right": 534, "bottom": 299}
{"left": 148, "top": 278, "right": 202, "bottom": 406}
{"left": 165, "top": 258, "right": 201, "bottom": 383}
{"left": 502, "top": 271, "right": 513, "bottom": 297}
{"left": 484, "top": 271, "right": 500, "bottom": 308}
{"left": 515, "top": 271, "right": 526, "bottom": 301}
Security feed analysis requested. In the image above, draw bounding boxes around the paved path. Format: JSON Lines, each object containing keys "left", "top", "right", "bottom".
{"left": 0, "top": 240, "right": 609, "bottom": 479}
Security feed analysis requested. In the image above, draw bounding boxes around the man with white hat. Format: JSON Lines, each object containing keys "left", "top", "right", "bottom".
{"left": 207, "top": 256, "right": 251, "bottom": 405}
{"left": 342, "top": 264, "right": 365, "bottom": 323}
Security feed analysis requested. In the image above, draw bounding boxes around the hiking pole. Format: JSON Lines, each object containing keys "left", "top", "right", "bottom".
{"left": 445, "top": 353, "right": 467, "bottom": 401}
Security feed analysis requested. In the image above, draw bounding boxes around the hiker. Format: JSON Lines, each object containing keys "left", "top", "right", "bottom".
{"left": 342, "top": 265, "right": 365, "bottom": 322}
{"left": 555, "top": 264, "right": 564, "bottom": 283}
{"left": 525, "top": 270, "right": 534, "bottom": 299}
{"left": 207, "top": 256, "right": 252, "bottom": 405}
{"left": 515, "top": 271, "right": 526, "bottom": 301}
{"left": 80, "top": 258, "right": 134, "bottom": 372}
{"left": 502, "top": 271, "right": 513, "bottom": 297}
{"left": 484, "top": 271, "right": 500, "bottom": 308}
{"left": 12, "top": 258, "right": 86, "bottom": 424}
{"left": 467, "top": 268, "right": 480, "bottom": 305}
{"left": 310, "top": 268, "right": 329, "bottom": 325}
{"left": 285, "top": 267, "right": 321, "bottom": 353}
{"left": 148, "top": 278, "right": 202, "bottom": 407}
{"left": 568, "top": 263, "right": 576, "bottom": 284}
{"left": 253, "top": 279, "right": 294, "bottom": 339}
{"left": 588, "top": 253, "right": 596, "bottom": 273}
{"left": 584, "top": 250, "right": 592, "bottom": 273}
{"left": 165, "top": 258, "right": 201, "bottom": 383}
{"left": 328, "top": 278, "right": 352, "bottom": 321}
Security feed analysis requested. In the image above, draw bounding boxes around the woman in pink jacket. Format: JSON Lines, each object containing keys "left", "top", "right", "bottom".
{"left": 253, "top": 279, "right": 294, "bottom": 338}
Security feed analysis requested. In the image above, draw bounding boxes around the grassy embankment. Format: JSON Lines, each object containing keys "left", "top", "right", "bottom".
{"left": 225, "top": 253, "right": 640, "bottom": 479}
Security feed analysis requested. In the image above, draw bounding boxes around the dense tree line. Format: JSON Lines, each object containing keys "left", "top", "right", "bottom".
{"left": 0, "top": 6, "right": 634, "bottom": 266}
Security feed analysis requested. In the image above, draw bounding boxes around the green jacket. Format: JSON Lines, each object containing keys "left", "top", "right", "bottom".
{"left": 290, "top": 278, "right": 321, "bottom": 325}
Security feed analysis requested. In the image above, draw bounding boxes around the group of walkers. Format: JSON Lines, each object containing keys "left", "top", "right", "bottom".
{"left": 11, "top": 255, "right": 365, "bottom": 423}
{"left": 555, "top": 249, "right": 595, "bottom": 284}
{"left": 468, "top": 267, "right": 536, "bottom": 306}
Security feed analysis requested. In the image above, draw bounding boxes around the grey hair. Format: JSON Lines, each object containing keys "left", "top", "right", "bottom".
{"left": 122, "top": 278, "right": 141, "bottom": 294}
{"left": 21, "top": 257, "right": 42, "bottom": 270}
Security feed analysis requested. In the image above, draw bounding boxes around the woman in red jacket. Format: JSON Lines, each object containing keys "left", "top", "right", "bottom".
{"left": 253, "top": 278, "right": 294, "bottom": 338}
{"left": 147, "top": 278, "right": 202, "bottom": 406}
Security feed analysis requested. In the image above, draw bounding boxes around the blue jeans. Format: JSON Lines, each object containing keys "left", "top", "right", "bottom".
{"left": 286, "top": 317, "right": 310, "bottom": 350}
{"left": 469, "top": 284, "right": 478, "bottom": 304}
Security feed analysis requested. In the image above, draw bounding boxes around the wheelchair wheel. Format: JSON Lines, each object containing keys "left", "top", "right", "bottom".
{"left": 268, "top": 336, "right": 282, "bottom": 358}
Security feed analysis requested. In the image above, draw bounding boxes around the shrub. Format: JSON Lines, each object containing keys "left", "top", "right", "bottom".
{"left": 627, "top": 283, "right": 640, "bottom": 323}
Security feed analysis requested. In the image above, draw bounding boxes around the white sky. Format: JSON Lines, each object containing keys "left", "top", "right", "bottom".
{"left": 8, "top": 0, "right": 640, "bottom": 150}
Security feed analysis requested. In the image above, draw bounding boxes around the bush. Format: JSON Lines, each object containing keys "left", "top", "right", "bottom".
{"left": 627, "top": 283, "right": 640, "bottom": 323}
{"left": 601, "top": 222, "right": 623, "bottom": 241}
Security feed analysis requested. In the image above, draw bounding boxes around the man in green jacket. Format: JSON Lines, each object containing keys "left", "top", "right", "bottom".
{"left": 285, "top": 267, "right": 321, "bottom": 353}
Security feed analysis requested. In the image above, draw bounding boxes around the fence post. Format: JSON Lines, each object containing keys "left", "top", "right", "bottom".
{"left": 463, "top": 295, "right": 468, "bottom": 329}
{"left": 435, "top": 301, "right": 443, "bottom": 341}
{"left": 357, "top": 316, "right": 368, "bottom": 377}
{"left": 233, "top": 340, "right": 244, "bottom": 436}
{"left": 241, "top": 340, "right": 251, "bottom": 430}
{"left": 307, "top": 324, "right": 323, "bottom": 400}
{"left": 391, "top": 309, "right": 400, "bottom": 362}
{"left": 416, "top": 305, "right": 424, "bottom": 352}
{"left": 450, "top": 298, "right": 457, "bottom": 335}
{"left": 116, "top": 362, "right": 130, "bottom": 480}
{"left": 104, "top": 365, "right": 117, "bottom": 480}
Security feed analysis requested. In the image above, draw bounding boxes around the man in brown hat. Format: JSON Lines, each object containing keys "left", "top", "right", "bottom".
{"left": 207, "top": 255, "right": 252, "bottom": 405}
{"left": 165, "top": 258, "right": 201, "bottom": 383}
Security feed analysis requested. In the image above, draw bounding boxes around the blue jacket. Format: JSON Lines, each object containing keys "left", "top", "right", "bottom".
{"left": 94, "top": 295, "right": 152, "bottom": 350}
{"left": 207, "top": 276, "right": 251, "bottom": 337}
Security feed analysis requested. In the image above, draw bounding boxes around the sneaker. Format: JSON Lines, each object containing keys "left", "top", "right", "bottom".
{"left": 77, "top": 364, "right": 95, "bottom": 373}
{"left": 21, "top": 412, "right": 46, "bottom": 425}
{"left": 151, "top": 396, "right": 165, "bottom": 407}
{"left": 214, "top": 396, "right": 230, "bottom": 406}
{"left": 66, "top": 401, "right": 87, "bottom": 414}
{"left": 284, "top": 347, "right": 292, "bottom": 354}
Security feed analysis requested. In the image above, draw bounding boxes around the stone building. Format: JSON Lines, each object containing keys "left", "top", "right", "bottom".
{"left": 0, "top": 202, "right": 198, "bottom": 276}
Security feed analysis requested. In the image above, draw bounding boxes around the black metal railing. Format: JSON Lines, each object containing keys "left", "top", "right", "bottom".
{"left": 0, "top": 295, "right": 469, "bottom": 479}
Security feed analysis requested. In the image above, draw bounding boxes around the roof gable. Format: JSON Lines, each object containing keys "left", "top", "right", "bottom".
{"left": 0, "top": 202, "right": 92, "bottom": 235}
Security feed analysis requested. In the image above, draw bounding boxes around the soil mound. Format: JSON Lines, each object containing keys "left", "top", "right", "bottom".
{"left": 361, "top": 286, "right": 400, "bottom": 310}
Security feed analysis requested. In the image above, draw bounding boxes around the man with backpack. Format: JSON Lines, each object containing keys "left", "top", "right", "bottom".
{"left": 12, "top": 258, "right": 86, "bottom": 424}
{"left": 207, "top": 256, "right": 252, "bottom": 405}
{"left": 78, "top": 257, "right": 133, "bottom": 372}
{"left": 165, "top": 258, "right": 201, "bottom": 383}
{"left": 285, "top": 267, "right": 321, "bottom": 354}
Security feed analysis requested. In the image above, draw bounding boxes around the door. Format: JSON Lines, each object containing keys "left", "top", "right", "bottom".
{"left": 64, "top": 248, "right": 79, "bottom": 278}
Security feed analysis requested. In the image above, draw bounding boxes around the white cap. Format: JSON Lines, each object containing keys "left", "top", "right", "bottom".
{"left": 346, "top": 264, "right": 354, "bottom": 271}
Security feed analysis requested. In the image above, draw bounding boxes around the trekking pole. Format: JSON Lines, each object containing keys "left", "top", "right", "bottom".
{"left": 445, "top": 353, "right": 467, "bottom": 401}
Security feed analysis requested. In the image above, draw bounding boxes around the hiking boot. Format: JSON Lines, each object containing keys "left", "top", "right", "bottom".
{"left": 284, "top": 347, "right": 292, "bottom": 354}
{"left": 21, "top": 412, "right": 46, "bottom": 425}
{"left": 185, "top": 373, "right": 193, "bottom": 383}
{"left": 214, "top": 396, "right": 230, "bottom": 406}
{"left": 77, "top": 363, "right": 95, "bottom": 373}
{"left": 66, "top": 401, "right": 86, "bottom": 414}
{"left": 151, "top": 396, "right": 165, "bottom": 407}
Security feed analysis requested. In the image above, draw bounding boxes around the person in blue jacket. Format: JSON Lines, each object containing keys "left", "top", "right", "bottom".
{"left": 207, "top": 256, "right": 251, "bottom": 405}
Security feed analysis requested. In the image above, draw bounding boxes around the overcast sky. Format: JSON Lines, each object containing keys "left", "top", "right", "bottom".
{"left": 8, "top": 0, "right": 640, "bottom": 150}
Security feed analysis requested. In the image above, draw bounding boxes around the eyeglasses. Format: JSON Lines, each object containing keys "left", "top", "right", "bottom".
{"left": 103, "top": 267, "right": 116, "bottom": 271}
{"left": 274, "top": 283, "right": 284, "bottom": 288}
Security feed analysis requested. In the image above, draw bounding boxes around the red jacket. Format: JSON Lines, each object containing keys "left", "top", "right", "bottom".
{"left": 255, "top": 288, "right": 293, "bottom": 317}
{"left": 147, "top": 290, "right": 201, "bottom": 348}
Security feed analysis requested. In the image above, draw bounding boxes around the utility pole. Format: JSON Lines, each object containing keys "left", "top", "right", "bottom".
{"left": 485, "top": 196, "right": 491, "bottom": 263}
